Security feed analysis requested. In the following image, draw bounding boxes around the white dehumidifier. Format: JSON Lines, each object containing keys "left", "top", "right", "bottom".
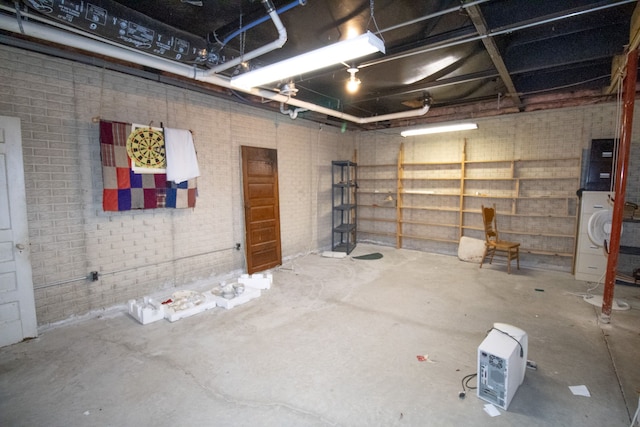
{"left": 477, "top": 323, "right": 528, "bottom": 410}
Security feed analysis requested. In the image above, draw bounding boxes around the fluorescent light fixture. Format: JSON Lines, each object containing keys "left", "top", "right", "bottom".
{"left": 401, "top": 123, "right": 478, "bottom": 137}
{"left": 230, "top": 31, "right": 385, "bottom": 89}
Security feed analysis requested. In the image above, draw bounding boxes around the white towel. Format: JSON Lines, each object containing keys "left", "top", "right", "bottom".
{"left": 164, "top": 127, "right": 200, "bottom": 184}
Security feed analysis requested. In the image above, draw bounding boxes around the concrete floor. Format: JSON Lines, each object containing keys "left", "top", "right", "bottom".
{"left": 1, "top": 244, "right": 639, "bottom": 427}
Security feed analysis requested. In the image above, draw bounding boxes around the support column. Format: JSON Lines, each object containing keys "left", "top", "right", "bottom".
{"left": 601, "top": 48, "right": 638, "bottom": 323}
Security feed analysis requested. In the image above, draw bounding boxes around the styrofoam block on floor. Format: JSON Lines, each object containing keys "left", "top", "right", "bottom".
{"left": 322, "top": 251, "right": 347, "bottom": 259}
{"left": 238, "top": 273, "right": 273, "bottom": 290}
{"left": 128, "top": 296, "right": 165, "bottom": 325}
{"left": 164, "top": 290, "right": 217, "bottom": 322}
{"left": 458, "top": 236, "right": 485, "bottom": 263}
{"left": 212, "top": 286, "right": 261, "bottom": 309}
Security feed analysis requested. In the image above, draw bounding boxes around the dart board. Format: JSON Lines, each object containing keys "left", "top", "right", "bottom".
{"left": 126, "top": 127, "right": 166, "bottom": 168}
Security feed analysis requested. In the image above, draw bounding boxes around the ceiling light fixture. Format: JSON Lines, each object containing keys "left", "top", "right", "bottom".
{"left": 230, "top": 31, "right": 385, "bottom": 89}
{"left": 346, "top": 67, "right": 361, "bottom": 93}
{"left": 401, "top": 123, "right": 478, "bottom": 137}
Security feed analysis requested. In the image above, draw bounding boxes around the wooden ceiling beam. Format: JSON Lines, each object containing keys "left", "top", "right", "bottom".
{"left": 466, "top": 4, "right": 524, "bottom": 110}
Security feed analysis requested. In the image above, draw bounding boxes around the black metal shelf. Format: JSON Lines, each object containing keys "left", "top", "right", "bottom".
{"left": 332, "top": 161, "right": 357, "bottom": 254}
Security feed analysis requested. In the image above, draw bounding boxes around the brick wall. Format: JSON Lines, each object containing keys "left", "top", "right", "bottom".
{"left": 0, "top": 45, "right": 347, "bottom": 325}
{"left": 3, "top": 43, "right": 640, "bottom": 324}
{"left": 355, "top": 104, "right": 640, "bottom": 271}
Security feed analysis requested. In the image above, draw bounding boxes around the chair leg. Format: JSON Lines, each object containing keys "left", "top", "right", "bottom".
{"left": 516, "top": 248, "right": 520, "bottom": 270}
{"left": 480, "top": 246, "right": 488, "bottom": 269}
{"left": 507, "top": 249, "right": 512, "bottom": 274}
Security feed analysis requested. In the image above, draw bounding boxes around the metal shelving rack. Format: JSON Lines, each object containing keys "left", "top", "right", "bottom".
{"left": 332, "top": 160, "right": 357, "bottom": 254}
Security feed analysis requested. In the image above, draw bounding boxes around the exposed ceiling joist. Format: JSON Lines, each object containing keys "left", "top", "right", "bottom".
{"left": 0, "top": 0, "right": 635, "bottom": 128}
{"left": 465, "top": 3, "right": 523, "bottom": 109}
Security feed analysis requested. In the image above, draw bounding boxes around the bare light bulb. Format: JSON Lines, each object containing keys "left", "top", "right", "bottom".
{"left": 346, "top": 67, "right": 361, "bottom": 93}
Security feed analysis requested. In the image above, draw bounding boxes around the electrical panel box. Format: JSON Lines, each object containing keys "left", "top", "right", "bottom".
{"left": 477, "top": 323, "right": 528, "bottom": 410}
{"left": 585, "top": 139, "right": 616, "bottom": 191}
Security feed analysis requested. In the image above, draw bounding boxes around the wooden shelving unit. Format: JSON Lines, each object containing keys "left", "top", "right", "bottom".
{"left": 357, "top": 141, "right": 581, "bottom": 265}
{"left": 356, "top": 163, "right": 397, "bottom": 244}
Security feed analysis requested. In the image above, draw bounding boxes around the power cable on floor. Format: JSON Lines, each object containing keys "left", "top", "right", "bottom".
{"left": 459, "top": 373, "right": 477, "bottom": 399}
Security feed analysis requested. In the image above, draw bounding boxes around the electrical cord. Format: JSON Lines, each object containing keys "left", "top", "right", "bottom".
{"left": 489, "top": 327, "right": 524, "bottom": 358}
{"left": 459, "top": 373, "right": 477, "bottom": 399}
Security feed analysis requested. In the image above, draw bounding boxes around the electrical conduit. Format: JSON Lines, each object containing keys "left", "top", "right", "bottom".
{"left": 220, "top": 0, "right": 306, "bottom": 47}
{"left": 204, "top": 0, "right": 288, "bottom": 75}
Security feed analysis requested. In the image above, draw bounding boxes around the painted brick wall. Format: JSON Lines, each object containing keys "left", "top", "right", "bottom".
{"left": 0, "top": 45, "right": 347, "bottom": 325}
{"left": 3, "top": 43, "right": 640, "bottom": 324}
{"left": 355, "top": 104, "right": 640, "bottom": 271}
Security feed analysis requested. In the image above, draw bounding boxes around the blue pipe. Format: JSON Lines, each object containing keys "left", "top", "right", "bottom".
{"left": 221, "top": 0, "right": 306, "bottom": 46}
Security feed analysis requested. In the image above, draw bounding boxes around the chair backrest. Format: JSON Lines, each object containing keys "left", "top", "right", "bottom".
{"left": 481, "top": 204, "right": 499, "bottom": 243}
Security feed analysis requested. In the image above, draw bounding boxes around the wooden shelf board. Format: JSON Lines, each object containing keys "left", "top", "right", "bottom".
{"left": 464, "top": 177, "right": 516, "bottom": 181}
{"left": 465, "top": 157, "right": 580, "bottom": 163}
{"left": 463, "top": 194, "right": 516, "bottom": 198}
{"left": 359, "top": 204, "right": 396, "bottom": 209}
{"left": 502, "top": 231, "right": 576, "bottom": 239}
{"left": 402, "top": 161, "right": 461, "bottom": 166}
{"left": 403, "top": 191, "right": 460, "bottom": 196}
{"left": 399, "top": 234, "right": 458, "bottom": 244}
{"left": 401, "top": 220, "right": 459, "bottom": 228}
{"left": 358, "top": 190, "right": 396, "bottom": 194}
{"left": 517, "top": 176, "right": 579, "bottom": 180}
{"left": 520, "top": 249, "right": 574, "bottom": 257}
{"left": 359, "top": 217, "right": 397, "bottom": 223}
{"left": 401, "top": 206, "right": 460, "bottom": 212}
{"left": 516, "top": 196, "right": 577, "bottom": 200}
{"left": 401, "top": 177, "right": 461, "bottom": 181}
{"left": 358, "top": 230, "right": 397, "bottom": 237}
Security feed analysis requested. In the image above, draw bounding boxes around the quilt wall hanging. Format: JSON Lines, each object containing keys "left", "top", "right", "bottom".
{"left": 100, "top": 120, "right": 200, "bottom": 211}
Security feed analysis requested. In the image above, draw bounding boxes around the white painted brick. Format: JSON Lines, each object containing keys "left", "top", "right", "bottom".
{"left": 5, "top": 44, "right": 640, "bottom": 325}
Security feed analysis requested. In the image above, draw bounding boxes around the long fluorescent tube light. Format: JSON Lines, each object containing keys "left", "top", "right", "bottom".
{"left": 230, "top": 31, "right": 385, "bottom": 89}
{"left": 401, "top": 123, "right": 478, "bottom": 137}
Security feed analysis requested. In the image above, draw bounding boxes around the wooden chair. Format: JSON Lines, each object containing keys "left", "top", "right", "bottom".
{"left": 480, "top": 204, "right": 520, "bottom": 274}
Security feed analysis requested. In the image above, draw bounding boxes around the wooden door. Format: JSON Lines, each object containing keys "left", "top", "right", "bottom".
{"left": 241, "top": 146, "right": 282, "bottom": 273}
{"left": 0, "top": 116, "right": 37, "bottom": 347}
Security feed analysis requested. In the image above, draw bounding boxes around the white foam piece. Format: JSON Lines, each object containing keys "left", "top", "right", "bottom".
{"left": 458, "top": 236, "right": 485, "bottom": 263}
{"left": 212, "top": 286, "right": 261, "bottom": 309}
{"left": 127, "top": 296, "right": 165, "bottom": 325}
{"left": 163, "top": 290, "right": 217, "bottom": 322}
{"left": 322, "top": 251, "right": 347, "bottom": 259}
{"left": 238, "top": 273, "right": 273, "bottom": 290}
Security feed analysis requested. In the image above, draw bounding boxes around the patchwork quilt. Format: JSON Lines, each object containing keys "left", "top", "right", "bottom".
{"left": 100, "top": 120, "right": 197, "bottom": 211}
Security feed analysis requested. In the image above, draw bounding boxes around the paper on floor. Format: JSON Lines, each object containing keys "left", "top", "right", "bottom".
{"left": 569, "top": 385, "right": 591, "bottom": 397}
{"left": 483, "top": 403, "right": 501, "bottom": 417}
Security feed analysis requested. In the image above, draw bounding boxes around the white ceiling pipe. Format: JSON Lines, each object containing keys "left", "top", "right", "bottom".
{"left": 0, "top": 13, "right": 429, "bottom": 125}
{"left": 204, "top": 0, "right": 288, "bottom": 75}
{"left": 264, "top": 89, "right": 430, "bottom": 124}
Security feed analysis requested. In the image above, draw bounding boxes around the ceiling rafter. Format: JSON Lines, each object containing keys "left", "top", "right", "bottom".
{"left": 465, "top": 3, "right": 523, "bottom": 110}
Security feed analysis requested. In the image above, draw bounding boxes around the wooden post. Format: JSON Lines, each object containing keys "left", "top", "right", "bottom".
{"left": 396, "top": 143, "right": 404, "bottom": 249}
{"left": 601, "top": 47, "right": 638, "bottom": 323}
{"left": 459, "top": 139, "right": 467, "bottom": 240}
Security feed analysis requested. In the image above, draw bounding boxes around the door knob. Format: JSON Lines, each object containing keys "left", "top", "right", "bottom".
{"left": 16, "top": 243, "right": 25, "bottom": 251}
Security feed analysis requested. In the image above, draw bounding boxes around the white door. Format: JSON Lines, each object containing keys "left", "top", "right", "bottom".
{"left": 0, "top": 116, "right": 37, "bottom": 347}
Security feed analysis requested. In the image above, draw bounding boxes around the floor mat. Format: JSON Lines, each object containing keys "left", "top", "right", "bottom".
{"left": 352, "top": 252, "right": 383, "bottom": 260}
